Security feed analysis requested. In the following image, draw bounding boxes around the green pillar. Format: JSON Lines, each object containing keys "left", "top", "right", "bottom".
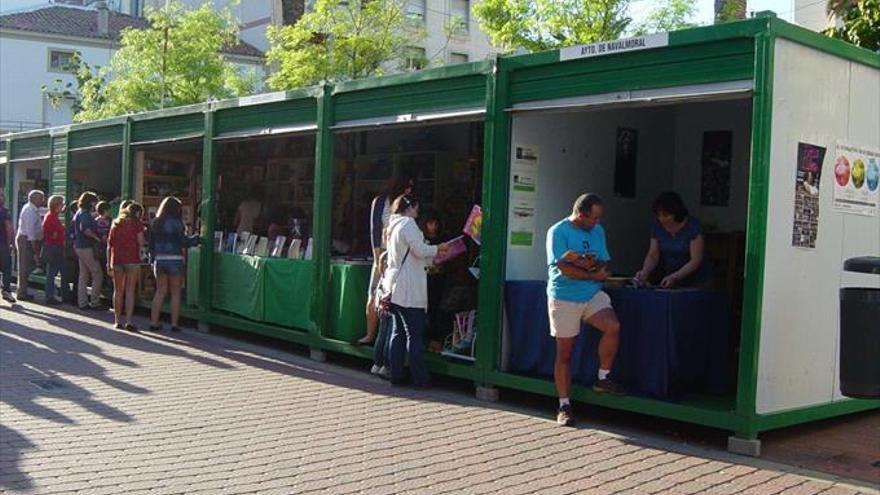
{"left": 474, "top": 58, "right": 512, "bottom": 383}
{"left": 311, "top": 84, "right": 334, "bottom": 338}
{"left": 198, "top": 110, "right": 216, "bottom": 316}
{"left": 121, "top": 119, "right": 133, "bottom": 199}
{"left": 735, "top": 28, "right": 776, "bottom": 437}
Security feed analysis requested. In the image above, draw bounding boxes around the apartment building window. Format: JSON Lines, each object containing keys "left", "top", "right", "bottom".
{"left": 406, "top": 0, "right": 426, "bottom": 22}
{"left": 404, "top": 46, "right": 427, "bottom": 70}
{"left": 48, "top": 49, "right": 77, "bottom": 73}
{"left": 449, "top": 52, "right": 469, "bottom": 64}
{"left": 450, "top": 0, "right": 469, "bottom": 34}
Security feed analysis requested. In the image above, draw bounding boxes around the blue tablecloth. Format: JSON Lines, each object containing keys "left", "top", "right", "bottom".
{"left": 504, "top": 281, "right": 731, "bottom": 400}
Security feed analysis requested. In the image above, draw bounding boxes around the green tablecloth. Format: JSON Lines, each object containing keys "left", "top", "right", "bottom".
{"left": 263, "top": 257, "right": 314, "bottom": 330}
{"left": 327, "top": 262, "right": 372, "bottom": 342}
{"left": 186, "top": 248, "right": 200, "bottom": 307}
{"left": 213, "top": 252, "right": 266, "bottom": 321}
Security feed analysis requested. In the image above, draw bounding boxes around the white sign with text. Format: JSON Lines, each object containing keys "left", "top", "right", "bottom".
{"left": 559, "top": 33, "right": 669, "bottom": 61}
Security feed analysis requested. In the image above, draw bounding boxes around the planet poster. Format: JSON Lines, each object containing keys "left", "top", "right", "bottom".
{"left": 832, "top": 143, "right": 880, "bottom": 217}
{"left": 700, "top": 131, "right": 733, "bottom": 206}
{"left": 791, "top": 142, "right": 826, "bottom": 249}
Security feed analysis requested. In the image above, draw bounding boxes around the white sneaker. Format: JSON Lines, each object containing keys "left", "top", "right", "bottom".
{"left": 378, "top": 366, "right": 391, "bottom": 379}
{"left": 370, "top": 364, "right": 381, "bottom": 375}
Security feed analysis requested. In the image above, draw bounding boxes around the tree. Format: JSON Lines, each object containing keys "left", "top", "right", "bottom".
{"left": 266, "top": 0, "right": 423, "bottom": 90}
{"left": 632, "top": 0, "right": 699, "bottom": 35}
{"left": 473, "top": 0, "right": 632, "bottom": 53}
{"left": 714, "top": 0, "right": 746, "bottom": 23}
{"left": 44, "top": 1, "right": 257, "bottom": 123}
{"left": 823, "top": 0, "right": 880, "bottom": 52}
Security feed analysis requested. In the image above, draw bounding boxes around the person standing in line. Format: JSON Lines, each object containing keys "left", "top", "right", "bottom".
{"left": 109, "top": 202, "right": 145, "bottom": 331}
{"left": 41, "top": 195, "right": 66, "bottom": 305}
{"left": 73, "top": 192, "right": 104, "bottom": 310}
{"left": 149, "top": 196, "right": 199, "bottom": 332}
{"left": 15, "top": 189, "right": 45, "bottom": 301}
{"left": 359, "top": 175, "right": 415, "bottom": 346}
{"left": 546, "top": 193, "right": 624, "bottom": 427}
{"left": 62, "top": 200, "right": 80, "bottom": 304}
{"left": 0, "top": 190, "right": 15, "bottom": 303}
{"left": 380, "top": 194, "right": 449, "bottom": 387}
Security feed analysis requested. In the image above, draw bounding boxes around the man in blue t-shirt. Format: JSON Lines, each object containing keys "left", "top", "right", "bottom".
{"left": 547, "top": 193, "right": 624, "bottom": 427}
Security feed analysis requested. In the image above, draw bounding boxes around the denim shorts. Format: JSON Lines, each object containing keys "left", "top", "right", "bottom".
{"left": 153, "top": 260, "right": 185, "bottom": 277}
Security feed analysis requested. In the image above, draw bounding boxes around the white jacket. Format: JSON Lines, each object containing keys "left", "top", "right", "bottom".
{"left": 381, "top": 214, "right": 438, "bottom": 309}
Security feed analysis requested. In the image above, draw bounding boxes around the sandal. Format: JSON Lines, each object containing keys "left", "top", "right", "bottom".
{"left": 356, "top": 336, "right": 375, "bottom": 346}
{"left": 114, "top": 323, "right": 125, "bottom": 330}
{"left": 148, "top": 324, "right": 162, "bottom": 332}
{"left": 124, "top": 323, "right": 138, "bottom": 332}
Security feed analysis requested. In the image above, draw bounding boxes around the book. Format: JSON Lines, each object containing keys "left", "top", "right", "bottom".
{"left": 224, "top": 232, "right": 238, "bottom": 253}
{"left": 255, "top": 237, "right": 269, "bottom": 257}
{"left": 214, "top": 231, "right": 223, "bottom": 253}
{"left": 242, "top": 235, "right": 259, "bottom": 256}
{"left": 434, "top": 235, "right": 467, "bottom": 264}
{"left": 288, "top": 239, "right": 302, "bottom": 259}
{"left": 236, "top": 232, "right": 251, "bottom": 254}
{"left": 462, "top": 205, "right": 482, "bottom": 245}
{"left": 270, "top": 236, "right": 287, "bottom": 257}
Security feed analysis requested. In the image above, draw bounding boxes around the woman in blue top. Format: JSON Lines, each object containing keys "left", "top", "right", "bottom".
{"left": 635, "top": 192, "right": 711, "bottom": 288}
{"left": 148, "top": 196, "right": 199, "bottom": 332}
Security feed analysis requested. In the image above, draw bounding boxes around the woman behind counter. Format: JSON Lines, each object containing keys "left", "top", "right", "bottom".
{"left": 635, "top": 191, "right": 711, "bottom": 288}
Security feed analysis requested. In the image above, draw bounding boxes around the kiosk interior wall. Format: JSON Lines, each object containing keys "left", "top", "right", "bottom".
{"left": 69, "top": 147, "right": 123, "bottom": 204}
{"left": 11, "top": 159, "right": 50, "bottom": 218}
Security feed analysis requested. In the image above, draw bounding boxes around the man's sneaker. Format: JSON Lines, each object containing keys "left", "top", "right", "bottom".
{"left": 593, "top": 378, "right": 626, "bottom": 395}
{"left": 370, "top": 364, "right": 381, "bottom": 375}
{"left": 557, "top": 404, "right": 576, "bottom": 427}
{"left": 1, "top": 291, "right": 16, "bottom": 303}
{"left": 378, "top": 366, "right": 391, "bottom": 380}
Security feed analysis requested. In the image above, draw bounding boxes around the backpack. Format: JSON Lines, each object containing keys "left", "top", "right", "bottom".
{"left": 66, "top": 212, "right": 78, "bottom": 243}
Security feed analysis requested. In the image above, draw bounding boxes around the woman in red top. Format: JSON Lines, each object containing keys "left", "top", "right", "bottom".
{"left": 108, "top": 202, "right": 145, "bottom": 331}
{"left": 41, "top": 195, "right": 66, "bottom": 305}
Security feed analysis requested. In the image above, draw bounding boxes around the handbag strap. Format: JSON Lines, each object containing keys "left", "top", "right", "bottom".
{"left": 387, "top": 247, "right": 410, "bottom": 299}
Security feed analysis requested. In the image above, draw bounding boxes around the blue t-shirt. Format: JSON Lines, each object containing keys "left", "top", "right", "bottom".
{"left": 546, "top": 219, "right": 610, "bottom": 303}
{"left": 651, "top": 216, "right": 711, "bottom": 285}
{"left": 0, "top": 206, "right": 8, "bottom": 244}
{"left": 74, "top": 210, "right": 98, "bottom": 249}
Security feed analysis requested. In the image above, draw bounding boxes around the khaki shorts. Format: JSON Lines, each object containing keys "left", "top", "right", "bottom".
{"left": 548, "top": 291, "right": 613, "bottom": 338}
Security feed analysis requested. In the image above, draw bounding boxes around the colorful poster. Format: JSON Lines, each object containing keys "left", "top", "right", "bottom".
{"left": 832, "top": 143, "right": 880, "bottom": 217}
{"left": 700, "top": 131, "right": 733, "bottom": 206}
{"left": 791, "top": 142, "right": 826, "bottom": 249}
{"left": 614, "top": 128, "right": 638, "bottom": 198}
{"left": 462, "top": 205, "right": 482, "bottom": 244}
{"left": 509, "top": 144, "right": 539, "bottom": 248}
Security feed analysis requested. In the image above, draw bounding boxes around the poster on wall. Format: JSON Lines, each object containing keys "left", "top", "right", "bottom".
{"left": 700, "top": 131, "right": 733, "bottom": 206}
{"left": 791, "top": 142, "right": 826, "bottom": 249}
{"left": 613, "top": 128, "right": 638, "bottom": 198}
{"left": 832, "top": 143, "right": 879, "bottom": 217}
{"left": 509, "top": 144, "right": 539, "bottom": 248}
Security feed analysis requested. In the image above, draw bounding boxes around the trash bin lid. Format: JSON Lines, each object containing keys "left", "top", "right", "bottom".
{"left": 844, "top": 256, "right": 880, "bottom": 274}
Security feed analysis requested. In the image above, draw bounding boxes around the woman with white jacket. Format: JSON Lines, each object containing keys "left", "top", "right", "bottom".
{"left": 381, "top": 194, "right": 449, "bottom": 386}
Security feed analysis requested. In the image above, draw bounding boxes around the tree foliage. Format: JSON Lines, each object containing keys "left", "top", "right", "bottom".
{"left": 473, "top": 0, "right": 632, "bottom": 53}
{"left": 633, "top": 0, "right": 699, "bottom": 35}
{"left": 823, "top": 0, "right": 880, "bottom": 51}
{"left": 44, "top": 1, "right": 256, "bottom": 123}
{"left": 266, "top": 0, "right": 423, "bottom": 90}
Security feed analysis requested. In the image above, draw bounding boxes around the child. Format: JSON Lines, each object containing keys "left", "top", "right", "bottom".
{"left": 422, "top": 209, "right": 451, "bottom": 353}
{"left": 370, "top": 250, "right": 392, "bottom": 378}
{"left": 95, "top": 201, "right": 112, "bottom": 279}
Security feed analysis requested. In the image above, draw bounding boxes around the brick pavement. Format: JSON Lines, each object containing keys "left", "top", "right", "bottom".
{"left": 1, "top": 302, "right": 876, "bottom": 495}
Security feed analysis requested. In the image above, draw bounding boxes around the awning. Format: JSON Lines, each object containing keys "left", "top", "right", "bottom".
{"left": 508, "top": 80, "right": 754, "bottom": 114}
{"left": 332, "top": 107, "right": 485, "bottom": 131}
{"left": 213, "top": 123, "right": 318, "bottom": 141}
{"left": 130, "top": 132, "right": 204, "bottom": 147}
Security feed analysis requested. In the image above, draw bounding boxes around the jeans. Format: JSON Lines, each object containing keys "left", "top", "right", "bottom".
{"left": 75, "top": 247, "right": 104, "bottom": 308}
{"left": 373, "top": 314, "right": 392, "bottom": 368}
{"left": 389, "top": 304, "right": 429, "bottom": 386}
{"left": 0, "top": 243, "right": 11, "bottom": 293}
{"left": 15, "top": 234, "right": 35, "bottom": 298}
{"left": 43, "top": 245, "right": 63, "bottom": 302}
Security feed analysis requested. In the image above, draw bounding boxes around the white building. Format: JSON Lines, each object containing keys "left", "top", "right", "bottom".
{"left": 792, "top": 0, "right": 835, "bottom": 32}
{"left": 145, "top": 0, "right": 498, "bottom": 68}
{"left": 0, "top": 2, "right": 264, "bottom": 135}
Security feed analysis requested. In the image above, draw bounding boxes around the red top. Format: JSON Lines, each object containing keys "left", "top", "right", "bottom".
{"left": 108, "top": 218, "right": 143, "bottom": 266}
{"left": 42, "top": 211, "right": 65, "bottom": 247}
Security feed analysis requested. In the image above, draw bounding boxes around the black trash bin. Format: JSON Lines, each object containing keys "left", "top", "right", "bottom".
{"left": 839, "top": 256, "right": 880, "bottom": 399}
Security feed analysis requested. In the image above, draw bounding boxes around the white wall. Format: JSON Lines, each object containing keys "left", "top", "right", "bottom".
{"left": 505, "top": 98, "right": 753, "bottom": 281}
{"left": 757, "top": 38, "right": 880, "bottom": 414}
{"left": 0, "top": 35, "right": 114, "bottom": 131}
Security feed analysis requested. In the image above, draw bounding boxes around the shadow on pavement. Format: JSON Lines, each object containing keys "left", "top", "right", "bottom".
{"left": 0, "top": 424, "right": 36, "bottom": 492}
